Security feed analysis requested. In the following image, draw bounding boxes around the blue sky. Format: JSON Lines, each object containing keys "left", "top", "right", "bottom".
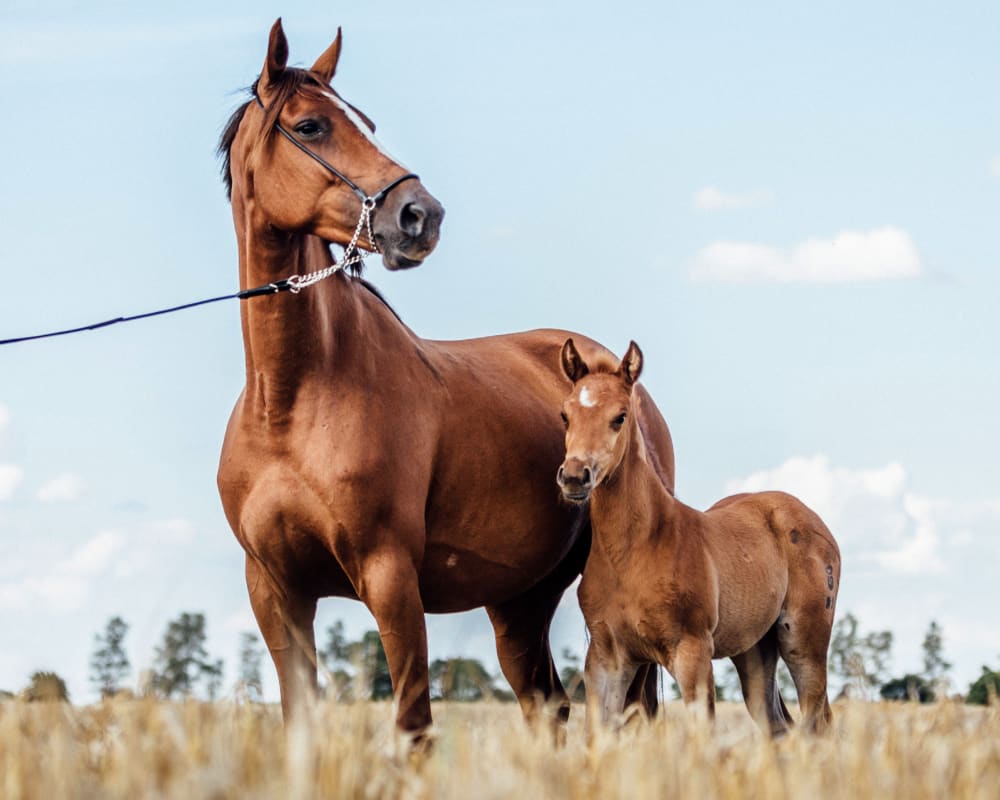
{"left": 0, "top": 1, "right": 997, "bottom": 702}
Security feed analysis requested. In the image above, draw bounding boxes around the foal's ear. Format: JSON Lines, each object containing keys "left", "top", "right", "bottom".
{"left": 618, "top": 340, "right": 644, "bottom": 389}
{"left": 311, "top": 27, "right": 343, "bottom": 84}
{"left": 560, "top": 338, "right": 589, "bottom": 383}
{"left": 261, "top": 18, "right": 289, "bottom": 89}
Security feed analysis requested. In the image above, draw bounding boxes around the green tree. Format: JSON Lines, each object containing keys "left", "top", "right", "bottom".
{"left": 23, "top": 671, "right": 69, "bottom": 702}
{"left": 237, "top": 632, "right": 265, "bottom": 702}
{"left": 828, "top": 613, "right": 893, "bottom": 698}
{"left": 559, "top": 648, "right": 586, "bottom": 703}
{"left": 921, "top": 620, "right": 952, "bottom": 692}
{"left": 151, "top": 612, "right": 224, "bottom": 700}
{"left": 90, "top": 616, "right": 130, "bottom": 698}
{"left": 351, "top": 630, "right": 393, "bottom": 700}
{"left": 321, "top": 623, "right": 392, "bottom": 700}
{"left": 880, "top": 674, "right": 934, "bottom": 703}
{"left": 966, "top": 666, "right": 1000, "bottom": 706}
{"left": 429, "top": 658, "right": 495, "bottom": 701}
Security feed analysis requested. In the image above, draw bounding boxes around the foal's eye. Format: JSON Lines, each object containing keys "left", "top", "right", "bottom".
{"left": 610, "top": 412, "right": 626, "bottom": 430}
{"left": 293, "top": 120, "right": 324, "bottom": 139}
{"left": 560, "top": 412, "right": 569, "bottom": 428}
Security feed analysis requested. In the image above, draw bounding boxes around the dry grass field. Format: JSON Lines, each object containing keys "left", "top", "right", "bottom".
{"left": 1, "top": 698, "right": 997, "bottom": 799}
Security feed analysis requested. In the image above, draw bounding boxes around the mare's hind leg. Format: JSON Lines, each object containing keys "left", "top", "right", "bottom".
{"left": 625, "top": 664, "right": 660, "bottom": 719}
{"left": 486, "top": 530, "right": 591, "bottom": 727}
{"left": 486, "top": 581, "right": 570, "bottom": 727}
{"left": 245, "top": 555, "right": 318, "bottom": 722}
{"left": 731, "top": 625, "right": 792, "bottom": 737}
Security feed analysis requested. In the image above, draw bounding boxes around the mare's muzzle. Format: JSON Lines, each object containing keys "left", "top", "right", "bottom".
{"left": 374, "top": 182, "right": 444, "bottom": 270}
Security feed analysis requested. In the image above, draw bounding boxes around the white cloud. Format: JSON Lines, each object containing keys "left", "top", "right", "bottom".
{"left": 0, "top": 530, "right": 126, "bottom": 612}
{"left": 725, "top": 455, "right": 945, "bottom": 575}
{"left": 0, "top": 19, "right": 262, "bottom": 66}
{"left": 990, "top": 156, "right": 1000, "bottom": 177}
{"left": 62, "top": 531, "right": 125, "bottom": 576}
{"left": 689, "top": 226, "right": 921, "bottom": 283}
{"left": 693, "top": 185, "right": 774, "bottom": 211}
{"left": 148, "top": 518, "right": 196, "bottom": 544}
{"left": 36, "top": 473, "right": 85, "bottom": 503}
{"left": 0, "top": 464, "right": 23, "bottom": 501}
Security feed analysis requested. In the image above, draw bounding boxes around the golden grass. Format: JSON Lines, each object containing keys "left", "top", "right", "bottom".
{"left": 1, "top": 699, "right": 997, "bottom": 799}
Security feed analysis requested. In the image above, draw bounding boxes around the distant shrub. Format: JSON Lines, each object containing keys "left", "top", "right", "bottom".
{"left": 22, "top": 672, "right": 70, "bottom": 703}
{"left": 881, "top": 674, "right": 934, "bottom": 703}
{"left": 967, "top": 667, "right": 1000, "bottom": 706}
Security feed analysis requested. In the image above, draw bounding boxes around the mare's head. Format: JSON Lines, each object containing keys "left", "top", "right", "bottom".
{"left": 220, "top": 19, "right": 444, "bottom": 270}
{"left": 556, "top": 339, "right": 644, "bottom": 503}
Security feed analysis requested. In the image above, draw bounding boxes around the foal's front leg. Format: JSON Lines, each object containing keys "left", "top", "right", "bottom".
{"left": 585, "top": 643, "right": 638, "bottom": 733}
{"left": 672, "top": 635, "right": 716, "bottom": 722}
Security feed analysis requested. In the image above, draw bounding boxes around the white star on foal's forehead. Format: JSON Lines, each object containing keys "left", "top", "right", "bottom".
{"left": 578, "top": 385, "right": 597, "bottom": 408}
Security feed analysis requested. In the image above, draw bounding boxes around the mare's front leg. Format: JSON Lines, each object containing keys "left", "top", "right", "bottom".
{"left": 357, "top": 547, "right": 432, "bottom": 734}
{"left": 245, "top": 555, "right": 318, "bottom": 723}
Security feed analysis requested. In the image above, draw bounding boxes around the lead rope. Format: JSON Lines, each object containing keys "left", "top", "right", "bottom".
{"left": 0, "top": 202, "right": 377, "bottom": 347}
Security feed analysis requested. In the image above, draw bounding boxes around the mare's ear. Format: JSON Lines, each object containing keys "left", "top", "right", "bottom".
{"left": 618, "top": 340, "right": 644, "bottom": 389}
{"left": 311, "top": 27, "right": 343, "bottom": 84}
{"left": 261, "top": 18, "right": 289, "bottom": 91}
{"left": 560, "top": 338, "right": 589, "bottom": 383}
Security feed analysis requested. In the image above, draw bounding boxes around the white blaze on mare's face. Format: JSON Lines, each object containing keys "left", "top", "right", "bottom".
{"left": 579, "top": 385, "right": 597, "bottom": 408}
{"left": 322, "top": 90, "right": 409, "bottom": 170}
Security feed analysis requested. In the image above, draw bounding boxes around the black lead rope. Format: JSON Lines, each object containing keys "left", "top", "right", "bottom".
{"left": 2, "top": 92, "right": 420, "bottom": 348}
{"left": 0, "top": 279, "right": 295, "bottom": 347}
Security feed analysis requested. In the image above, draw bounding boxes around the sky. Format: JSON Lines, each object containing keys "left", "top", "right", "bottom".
{"left": 0, "top": 1, "right": 998, "bottom": 704}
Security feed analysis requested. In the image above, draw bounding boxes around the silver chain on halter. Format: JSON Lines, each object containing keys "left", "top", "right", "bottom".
{"left": 284, "top": 197, "right": 379, "bottom": 294}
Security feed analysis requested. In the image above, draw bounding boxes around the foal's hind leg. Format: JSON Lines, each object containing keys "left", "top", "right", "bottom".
{"left": 776, "top": 605, "right": 834, "bottom": 734}
{"left": 731, "top": 626, "right": 791, "bottom": 737}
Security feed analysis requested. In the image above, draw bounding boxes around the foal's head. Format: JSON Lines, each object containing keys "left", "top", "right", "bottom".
{"left": 556, "top": 339, "right": 644, "bottom": 503}
{"left": 220, "top": 19, "right": 444, "bottom": 270}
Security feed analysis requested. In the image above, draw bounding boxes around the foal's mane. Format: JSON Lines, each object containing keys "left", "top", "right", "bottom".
{"left": 584, "top": 356, "right": 621, "bottom": 377}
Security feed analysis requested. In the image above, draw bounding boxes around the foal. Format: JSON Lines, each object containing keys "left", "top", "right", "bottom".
{"left": 556, "top": 339, "right": 841, "bottom": 735}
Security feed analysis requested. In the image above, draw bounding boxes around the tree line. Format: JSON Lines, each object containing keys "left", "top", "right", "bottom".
{"left": 3, "top": 611, "right": 998, "bottom": 706}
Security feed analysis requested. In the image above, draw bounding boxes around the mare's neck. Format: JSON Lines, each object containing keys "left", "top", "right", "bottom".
{"left": 590, "top": 419, "right": 681, "bottom": 562}
{"left": 235, "top": 201, "right": 365, "bottom": 420}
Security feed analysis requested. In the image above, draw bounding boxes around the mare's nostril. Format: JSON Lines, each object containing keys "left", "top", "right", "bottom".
{"left": 582, "top": 467, "right": 592, "bottom": 486}
{"left": 557, "top": 466, "right": 566, "bottom": 485}
{"left": 398, "top": 201, "right": 426, "bottom": 239}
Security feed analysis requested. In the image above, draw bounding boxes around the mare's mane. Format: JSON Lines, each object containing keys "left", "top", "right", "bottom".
{"left": 218, "top": 69, "right": 326, "bottom": 200}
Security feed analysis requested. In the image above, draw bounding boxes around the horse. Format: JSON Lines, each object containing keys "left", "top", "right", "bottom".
{"left": 555, "top": 339, "right": 841, "bottom": 735}
{"left": 215, "top": 19, "right": 676, "bottom": 735}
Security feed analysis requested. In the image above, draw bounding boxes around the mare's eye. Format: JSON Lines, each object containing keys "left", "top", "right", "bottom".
{"left": 560, "top": 412, "right": 569, "bottom": 428}
{"left": 293, "top": 120, "right": 324, "bottom": 139}
{"left": 610, "top": 412, "right": 626, "bottom": 430}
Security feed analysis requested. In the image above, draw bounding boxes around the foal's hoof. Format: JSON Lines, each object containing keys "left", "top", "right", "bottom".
{"left": 405, "top": 728, "right": 435, "bottom": 766}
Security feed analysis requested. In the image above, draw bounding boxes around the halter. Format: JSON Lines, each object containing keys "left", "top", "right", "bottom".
{"left": 253, "top": 92, "right": 419, "bottom": 290}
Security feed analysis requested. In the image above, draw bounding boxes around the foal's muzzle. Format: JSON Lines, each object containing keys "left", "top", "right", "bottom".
{"left": 557, "top": 460, "right": 594, "bottom": 503}
{"left": 375, "top": 183, "right": 444, "bottom": 270}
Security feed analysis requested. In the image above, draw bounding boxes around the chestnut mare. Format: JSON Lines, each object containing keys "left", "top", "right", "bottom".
{"left": 216, "top": 21, "right": 675, "bottom": 734}
{"left": 556, "top": 340, "right": 841, "bottom": 735}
